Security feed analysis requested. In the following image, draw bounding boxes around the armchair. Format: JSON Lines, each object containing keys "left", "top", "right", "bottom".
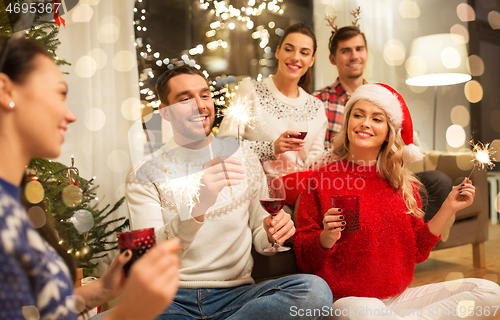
{"left": 408, "top": 152, "right": 489, "bottom": 268}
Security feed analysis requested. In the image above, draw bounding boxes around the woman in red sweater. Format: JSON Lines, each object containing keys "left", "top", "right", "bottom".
{"left": 293, "top": 83, "right": 500, "bottom": 319}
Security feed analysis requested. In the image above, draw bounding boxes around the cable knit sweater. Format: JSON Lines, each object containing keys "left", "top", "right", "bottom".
{"left": 293, "top": 160, "right": 440, "bottom": 299}
{"left": 125, "top": 136, "right": 273, "bottom": 289}
{"left": 218, "top": 76, "right": 328, "bottom": 174}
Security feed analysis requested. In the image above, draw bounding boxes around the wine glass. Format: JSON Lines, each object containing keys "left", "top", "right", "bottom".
{"left": 260, "top": 173, "right": 290, "bottom": 252}
{"left": 290, "top": 121, "right": 308, "bottom": 170}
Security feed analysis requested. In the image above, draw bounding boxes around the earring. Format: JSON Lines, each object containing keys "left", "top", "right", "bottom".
{"left": 9, "top": 101, "right": 15, "bottom": 108}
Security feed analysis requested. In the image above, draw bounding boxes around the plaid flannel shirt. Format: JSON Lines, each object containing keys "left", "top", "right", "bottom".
{"left": 314, "top": 78, "right": 367, "bottom": 148}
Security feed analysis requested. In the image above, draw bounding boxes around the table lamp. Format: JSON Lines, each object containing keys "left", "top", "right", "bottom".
{"left": 406, "top": 33, "right": 471, "bottom": 150}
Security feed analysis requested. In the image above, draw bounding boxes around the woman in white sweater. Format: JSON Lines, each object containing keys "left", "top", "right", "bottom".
{"left": 219, "top": 23, "right": 327, "bottom": 175}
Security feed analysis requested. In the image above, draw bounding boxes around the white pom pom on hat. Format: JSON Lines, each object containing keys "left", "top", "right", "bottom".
{"left": 344, "top": 83, "right": 424, "bottom": 162}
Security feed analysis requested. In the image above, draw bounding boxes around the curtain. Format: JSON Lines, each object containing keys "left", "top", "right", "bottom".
{"left": 56, "top": 0, "right": 139, "bottom": 275}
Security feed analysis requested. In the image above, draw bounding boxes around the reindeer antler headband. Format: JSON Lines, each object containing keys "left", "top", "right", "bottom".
{"left": 325, "top": 6, "right": 362, "bottom": 31}
{"left": 351, "top": 6, "right": 361, "bottom": 28}
{"left": 325, "top": 13, "right": 338, "bottom": 32}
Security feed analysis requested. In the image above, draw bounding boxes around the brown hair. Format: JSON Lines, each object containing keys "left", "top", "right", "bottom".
{"left": 277, "top": 23, "right": 317, "bottom": 94}
{"left": 328, "top": 26, "right": 367, "bottom": 56}
{"left": 0, "top": 36, "right": 50, "bottom": 83}
{"left": 156, "top": 65, "right": 207, "bottom": 105}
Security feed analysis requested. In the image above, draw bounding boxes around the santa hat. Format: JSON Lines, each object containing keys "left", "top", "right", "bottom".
{"left": 344, "top": 83, "right": 424, "bottom": 162}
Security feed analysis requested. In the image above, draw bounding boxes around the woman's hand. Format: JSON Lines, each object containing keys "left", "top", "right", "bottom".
{"left": 273, "top": 131, "right": 306, "bottom": 155}
{"left": 95, "top": 248, "right": 135, "bottom": 303}
{"left": 428, "top": 178, "right": 475, "bottom": 237}
{"left": 319, "top": 208, "right": 345, "bottom": 249}
{"left": 443, "top": 178, "right": 475, "bottom": 212}
{"left": 105, "top": 238, "right": 181, "bottom": 320}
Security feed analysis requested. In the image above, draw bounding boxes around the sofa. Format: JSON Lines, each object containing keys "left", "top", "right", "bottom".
{"left": 251, "top": 151, "right": 489, "bottom": 282}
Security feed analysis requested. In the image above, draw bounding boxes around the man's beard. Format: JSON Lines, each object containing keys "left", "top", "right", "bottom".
{"left": 173, "top": 114, "right": 214, "bottom": 144}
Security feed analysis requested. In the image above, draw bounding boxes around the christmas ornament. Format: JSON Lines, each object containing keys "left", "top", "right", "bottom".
{"left": 53, "top": 0, "right": 67, "bottom": 28}
{"left": 74, "top": 243, "right": 93, "bottom": 262}
{"left": 62, "top": 185, "right": 83, "bottom": 207}
{"left": 62, "top": 167, "right": 82, "bottom": 207}
{"left": 71, "top": 210, "right": 94, "bottom": 233}
{"left": 25, "top": 179, "right": 44, "bottom": 204}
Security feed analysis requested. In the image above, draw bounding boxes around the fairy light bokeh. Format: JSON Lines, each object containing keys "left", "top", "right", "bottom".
{"left": 133, "top": 0, "right": 285, "bottom": 117}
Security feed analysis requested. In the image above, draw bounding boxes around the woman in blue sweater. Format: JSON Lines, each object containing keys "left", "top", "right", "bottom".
{"left": 0, "top": 36, "right": 180, "bottom": 319}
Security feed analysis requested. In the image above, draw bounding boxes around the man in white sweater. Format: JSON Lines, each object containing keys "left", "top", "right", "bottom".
{"left": 125, "top": 66, "right": 332, "bottom": 319}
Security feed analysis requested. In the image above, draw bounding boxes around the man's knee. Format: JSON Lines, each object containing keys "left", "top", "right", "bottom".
{"left": 417, "top": 170, "right": 453, "bottom": 192}
{"left": 293, "top": 274, "right": 333, "bottom": 308}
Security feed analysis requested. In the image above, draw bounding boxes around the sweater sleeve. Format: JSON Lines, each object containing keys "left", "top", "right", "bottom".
{"left": 412, "top": 217, "right": 441, "bottom": 263}
{"left": 125, "top": 168, "right": 203, "bottom": 255}
{"left": 293, "top": 174, "right": 336, "bottom": 271}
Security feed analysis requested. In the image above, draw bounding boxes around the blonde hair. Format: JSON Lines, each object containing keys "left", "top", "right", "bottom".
{"left": 332, "top": 100, "right": 425, "bottom": 218}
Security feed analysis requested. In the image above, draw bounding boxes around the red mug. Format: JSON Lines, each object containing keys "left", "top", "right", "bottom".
{"left": 331, "top": 195, "right": 360, "bottom": 232}
{"left": 117, "top": 228, "right": 156, "bottom": 276}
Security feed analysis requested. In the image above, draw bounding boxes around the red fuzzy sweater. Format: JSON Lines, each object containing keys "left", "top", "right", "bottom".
{"left": 293, "top": 160, "right": 440, "bottom": 299}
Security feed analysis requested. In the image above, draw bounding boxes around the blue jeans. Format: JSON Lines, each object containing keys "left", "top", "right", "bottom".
{"left": 158, "top": 274, "right": 332, "bottom": 320}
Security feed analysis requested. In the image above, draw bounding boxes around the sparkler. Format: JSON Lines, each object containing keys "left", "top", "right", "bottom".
{"left": 207, "top": 135, "right": 215, "bottom": 166}
{"left": 206, "top": 135, "right": 233, "bottom": 193}
{"left": 163, "top": 159, "right": 203, "bottom": 220}
{"left": 222, "top": 94, "right": 257, "bottom": 145}
{"left": 468, "top": 140, "right": 496, "bottom": 179}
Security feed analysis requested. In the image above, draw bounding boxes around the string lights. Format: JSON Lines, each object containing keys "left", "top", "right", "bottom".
{"left": 200, "top": 0, "right": 285, "bottom": 25}
{"left": 133, "top": 0, "right": 286, "bottom": 111}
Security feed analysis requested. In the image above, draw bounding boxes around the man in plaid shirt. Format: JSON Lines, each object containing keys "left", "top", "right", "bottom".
{"left": 313, "top": 26, "right": 453, "bottom": 222}
{"left": 314, "top": 26, "right": 368, "bottom": 148}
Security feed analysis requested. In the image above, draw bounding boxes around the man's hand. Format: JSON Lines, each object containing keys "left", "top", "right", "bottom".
{"left": 263, "top": 209, "right": 295, "bottom": 245}
{"left": 273, "top": 130, "right": 306, "bottom": 156}
{"left": 193, "top": 156, "right": 245, "bottom": 221}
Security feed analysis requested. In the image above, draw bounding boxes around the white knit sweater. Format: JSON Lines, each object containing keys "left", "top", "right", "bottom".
{"left": 218, "top": 76, "right": 328, "bottom": 174}
{"left": 125, "top": 136, "right": 273, "bottom": 289}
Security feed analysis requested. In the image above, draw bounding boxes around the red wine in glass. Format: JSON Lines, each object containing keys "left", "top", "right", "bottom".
{"left": 261, "top": 174, "right": 290, "bottom": 253}
{"left": 289, "top": 120, "right": 308, "bottom": 170}
{"left": 260, "top": 199, "right": 286, "bottom": 215}
{"left": 293, "top": 132, "right": 307, "bottom": 140}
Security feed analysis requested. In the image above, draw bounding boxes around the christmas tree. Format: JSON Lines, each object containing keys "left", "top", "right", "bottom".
{"left": 26, "top": 157, "right": 129, "bottom": 275}
{"left": 0, "top": 0, "right": 70, "bottom": 67}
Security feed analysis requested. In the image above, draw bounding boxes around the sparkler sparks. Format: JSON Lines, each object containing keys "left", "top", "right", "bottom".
{"left": 163, "top": 160, "right": 204, "bottom": 220}
{"left": 468, "top": 140, "right": 496, "bottom": 178}
{"left": 171, "top": 173, "right": 204, "bottom": 219}
{"left": 222, "top": 94, "right": 257, "bottom": 143}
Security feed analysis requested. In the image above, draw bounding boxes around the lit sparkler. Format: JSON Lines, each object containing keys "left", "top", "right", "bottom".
{"left": 468, "top": 140, "right": 496, "bottom": 178}
{"left": 164, "top": 162, "right": 204, "bottom": 220}
{"left": 222, "top": 94, "right": 257, "bottom": 145}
